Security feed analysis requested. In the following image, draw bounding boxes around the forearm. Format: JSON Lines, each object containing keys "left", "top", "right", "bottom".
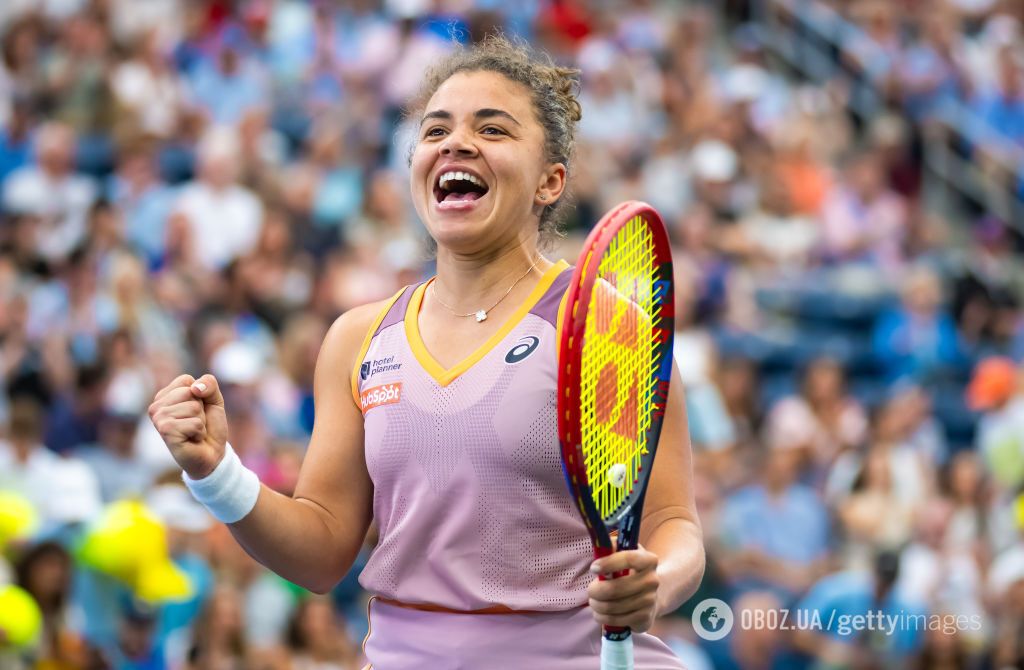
{"left": 644, "top": 510, "right": 705, "bottom": 616}
{"left": 228, "top": 485, "right": 369, "bottom": 594}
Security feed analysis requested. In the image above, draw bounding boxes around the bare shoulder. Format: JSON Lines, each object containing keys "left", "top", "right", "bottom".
{"left": 319, "top": 298, "right": 396, "bottom": 368}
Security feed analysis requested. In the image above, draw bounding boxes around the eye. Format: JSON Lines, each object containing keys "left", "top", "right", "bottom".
{"left": 481, "top": 126, "right": 506, "bottom": 136}
{"left": 424, "top": 127, "right": 447, "bottom": 138}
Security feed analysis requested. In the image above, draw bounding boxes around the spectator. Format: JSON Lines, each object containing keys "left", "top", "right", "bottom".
{"left": 966, "top": 357, "right": 1024, "bottom": 494}
{"left": 896, "top": 9, "right": 965, "bottom": 122}
{"left": 43, "top": 11, "right": 116, "bottom": 134}
{"left": 872, "top": 265, "right": 963, "bottom": 382}
{"left": 794, "top": 551, "right": 927, "bottom": 666}
{"left": 763, "top": 357, "right": 868, "bottom": 470}
{"left": 837, "top": 447, "right": 918, "bottom": 571}
{"left": 2, "top": 122, "right": 98, "bottom": 263}
{"left": 172, "top": 127, "right": 264, "bottom": 272}
{"left": 950, "top": 217, "right": 1024, "bottom": 352}
{"left": 717, "top": 447, "right": 830, "bottom": 598}
{"left": 987, "top": 540, "right": 1024, "bottom": 668}
{"left": 970, "top": 44, "right": 1024, "bottom": 147}
{"left": 110, "top": 28, "right": 187, "bottom": 141}
{"left": 819, "top": 149, "right": 908, "bottom": 272}
{"left": 0, "top": 16, "right": 46, "bottom": 123}
{"left": 108, "top": 143, "right": 179, "bottom": 269}
{"left": 0, "top": 395, "right": 100, "bottom": 518}
{"left": 0, "top": 97, "right": 33, "bottom": 184}
{"left": 727, "top": 172, "right": 818, "bottom": 272}
{"left": 826, "top": 394, "right": 932, "bottom": 508}
{"left": 74, "top": 406, "right": 152, "bottom": 503}
{"left": 186, "top": 33, "right": 268, "bottom": 126}
{"left": 185, "top": 585, "right": 250, "bottom": 670}
{"left": 13, "top": 541, "right": 95, "bottom": 668}
{"left": 701, "top": 590, "right": 797, "bottom": 670}
{"left": 284, "top": 597, "right": 360, "bottom": 670}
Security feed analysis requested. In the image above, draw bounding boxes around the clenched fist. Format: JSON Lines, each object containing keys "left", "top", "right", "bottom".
{"left": 148, "top": 373, "right": 229, "bottom": 479}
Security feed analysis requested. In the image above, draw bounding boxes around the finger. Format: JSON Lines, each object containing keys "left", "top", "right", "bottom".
{"left": 176, "top": 417, "right": 206, "bottom": 441}
{"left": 149, "top": 387, "right": 199, "bottom": 419}
{"left": 190, "top": 374, "right": 225, "bottom": 407}
{"left": 589, "top": 590, "right": 658, "bottom": 616}
{"left": 155, "top": 416, "right": 205, "bottom": 443}
{"left": 590, "top": 548, "right": 658, "bottom": 577}
{"left": 587, "top": 570, "right": 660, "bottom": 602}
{"left": 155, "top": 400, "right": 205, "bottom": 421}
{"left": 592, "top": 607, "right": 655, "bottom": 632}
{"left": 153, "top": 375, "right": 196, "bottom": 403}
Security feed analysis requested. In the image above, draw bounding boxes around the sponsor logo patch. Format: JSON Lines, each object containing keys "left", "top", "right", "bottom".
{"left": 361, "top": 355, "right": 402, "bottom": 380}
{"left": 360, "top": 383, "right": 402, "bottom": 413}
{"left": 505, "top": 336, "right": 540, "bottom": 364}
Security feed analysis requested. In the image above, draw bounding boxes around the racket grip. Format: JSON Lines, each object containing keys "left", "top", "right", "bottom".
{"left": 600, "top": 632, "right": 634, "bottom": 670}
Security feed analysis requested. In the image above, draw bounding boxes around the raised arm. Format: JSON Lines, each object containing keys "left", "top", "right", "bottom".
{"left": 149, "top": 301, "right": 384, "bottom": 593}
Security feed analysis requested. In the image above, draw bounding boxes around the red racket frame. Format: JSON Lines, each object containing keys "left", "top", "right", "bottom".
{"left": 557, "top": 201, "right": 675, "bottom": 639}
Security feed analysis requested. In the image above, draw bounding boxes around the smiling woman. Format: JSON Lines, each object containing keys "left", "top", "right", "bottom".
{"left": 148, "top": 34, "right": 702, "bottom": 670}
{"left": 407, "top": 36, "right": 582, "bottom": 246}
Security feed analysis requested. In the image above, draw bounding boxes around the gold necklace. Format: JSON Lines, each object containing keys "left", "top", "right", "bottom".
{"left": 431, "top": 256, "right": 542, "bottom": 323}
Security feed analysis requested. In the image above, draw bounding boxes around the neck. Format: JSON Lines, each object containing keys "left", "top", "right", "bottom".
{"left": 432, "top": 237, "right": 551, "bottom": 312}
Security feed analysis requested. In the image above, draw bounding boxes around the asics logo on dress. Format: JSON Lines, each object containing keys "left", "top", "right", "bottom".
{"left": 505, "top": 336, "right": 540, "bottom": 364}
{"left": 360, "top": 383, "right": 402, "bottom": 413}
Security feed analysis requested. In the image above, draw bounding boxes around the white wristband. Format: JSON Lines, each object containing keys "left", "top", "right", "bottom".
{"left": 182, "top": 443, "right": 260, "bottom": 524}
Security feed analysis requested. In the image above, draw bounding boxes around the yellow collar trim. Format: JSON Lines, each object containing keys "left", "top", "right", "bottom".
{"left": 405, "top": 259, "right": 569, "bottom": 387}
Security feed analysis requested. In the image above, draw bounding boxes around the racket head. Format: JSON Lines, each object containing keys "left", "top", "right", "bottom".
{"left": 557, "top": 201, "right": 675, "bottom": 553}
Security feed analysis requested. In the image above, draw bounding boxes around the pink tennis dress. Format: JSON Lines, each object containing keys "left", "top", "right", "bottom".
{"left": 351, "top": 261, "right": 685, "bottom": 669}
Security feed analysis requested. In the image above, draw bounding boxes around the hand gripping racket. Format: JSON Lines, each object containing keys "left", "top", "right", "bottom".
{"left": 558, "top": 201, "right": 675, "bottom": 670}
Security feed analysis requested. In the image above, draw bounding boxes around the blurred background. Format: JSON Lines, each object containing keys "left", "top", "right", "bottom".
{"left": 0, "top": 0, "right": 1022, "bottom": 668}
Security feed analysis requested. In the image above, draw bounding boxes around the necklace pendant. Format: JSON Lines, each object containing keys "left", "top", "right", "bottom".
{"left": 475, "top": 310, "right": 488, "bottom": 323}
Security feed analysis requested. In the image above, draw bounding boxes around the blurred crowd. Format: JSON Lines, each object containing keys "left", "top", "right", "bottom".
{"left": 0, "top": 0, "right": 1023, "bottom": 668}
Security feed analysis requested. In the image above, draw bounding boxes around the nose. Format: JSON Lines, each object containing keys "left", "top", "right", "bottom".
{"left": 439, "top": 126, "right": 477, "bottom": 157}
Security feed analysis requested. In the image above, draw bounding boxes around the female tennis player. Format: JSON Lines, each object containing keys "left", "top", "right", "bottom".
{"left": 149, "top": 36, "right": 704, "bottom": 669}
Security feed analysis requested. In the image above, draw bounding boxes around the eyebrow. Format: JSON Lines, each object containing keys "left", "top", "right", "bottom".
{"left": 420, "top": 108, "right": 522, "bottom": 127}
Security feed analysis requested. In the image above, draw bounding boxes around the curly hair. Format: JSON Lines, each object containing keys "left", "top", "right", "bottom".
{"left": 406, "top": 34, "right": 583, "bottom": 245}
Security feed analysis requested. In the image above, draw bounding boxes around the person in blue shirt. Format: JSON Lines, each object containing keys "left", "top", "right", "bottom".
{"left": 717, "top": 447, "right": 831, "bottom": 601}
{"left": 872, "top": 265, "right": 964, "bottom": 383}
{"left": 0, "top": 97, "right": 33, "bottom": 187}
{"left": 794, "top": 550, "right": 927, "bottom": 666}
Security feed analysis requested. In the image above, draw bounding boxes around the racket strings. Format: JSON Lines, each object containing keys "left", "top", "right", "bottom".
{"left": 578, "top": 215, "right": 664, "bottom": 522}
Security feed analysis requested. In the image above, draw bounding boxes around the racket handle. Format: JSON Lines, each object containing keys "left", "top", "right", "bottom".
{"left": 601, "top": 632, "right": 634, "bottom": 670}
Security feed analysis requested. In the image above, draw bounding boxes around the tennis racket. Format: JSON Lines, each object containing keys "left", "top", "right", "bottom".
{"left": 557, "top": 201, "right": 675, "bottom": 670}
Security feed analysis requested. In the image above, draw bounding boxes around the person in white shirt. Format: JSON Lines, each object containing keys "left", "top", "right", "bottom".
{"left": 1, "top": 122, "right": 97, "bottom": 263}
{"left": 172, "top": 127, "right": 263, "bottom": 271}
{"left": 0, "top": 395, "right": 101, "bottom": 526}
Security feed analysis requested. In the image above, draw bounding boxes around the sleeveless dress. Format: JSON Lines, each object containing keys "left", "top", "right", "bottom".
{"left": 351, "top": 260, "right": 685, "bottom": 669}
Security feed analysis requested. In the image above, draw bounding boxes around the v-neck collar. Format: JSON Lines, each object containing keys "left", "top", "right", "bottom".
{"left": 405, "top": 260, "right": 569, "bottom": 387}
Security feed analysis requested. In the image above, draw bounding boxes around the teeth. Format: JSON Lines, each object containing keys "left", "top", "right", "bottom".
{"left": 438, "top": 171, "right": 486, "bottom": 190}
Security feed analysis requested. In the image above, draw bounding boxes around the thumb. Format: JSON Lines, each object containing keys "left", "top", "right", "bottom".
{"left": 190, "top": 374, "right": 225, "bottom": 407}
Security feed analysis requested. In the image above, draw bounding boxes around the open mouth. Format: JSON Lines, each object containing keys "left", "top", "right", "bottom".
{"left": 433, "top": 170, "right": 490, "bottom": 205}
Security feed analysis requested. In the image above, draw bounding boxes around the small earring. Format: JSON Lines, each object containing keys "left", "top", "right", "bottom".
{"left": 538, "top": 195, "right": 547, "bottom": 201}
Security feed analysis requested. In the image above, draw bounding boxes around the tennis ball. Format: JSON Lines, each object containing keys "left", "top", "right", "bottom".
{"left": 0, "top": 584, "right": 42, "bottom": 648}
{"left": 136, "top": 561, "right": 193, "bottom": 603}
{"left": 77, "top": 501, "right": 192, "bottom": 603}
{"left": 608, "top": 463, "right": 627, "bottom": 488}
{"left": 0, "top": 491, "right": 38, "bottom": 548}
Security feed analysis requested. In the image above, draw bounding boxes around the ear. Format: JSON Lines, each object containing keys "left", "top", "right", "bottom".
{"left": 534, "top": 162, "right": 567, "bottom": 208}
